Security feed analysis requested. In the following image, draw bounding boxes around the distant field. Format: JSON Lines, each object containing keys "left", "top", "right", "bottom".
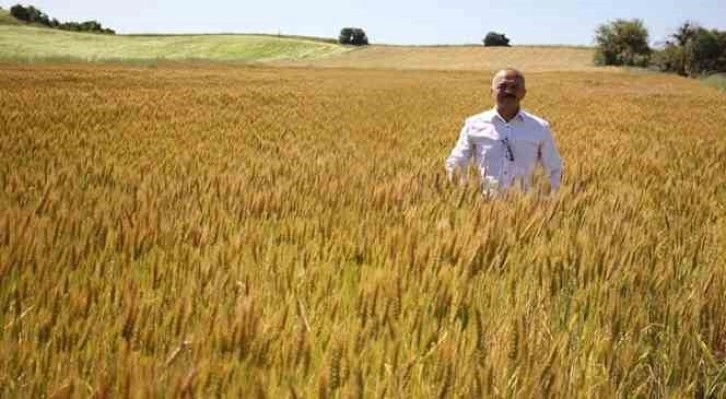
{"left": 1, "top": 63, "right": 725, "bottom": 397}
{"left": 0, "top": 24, "right": 350, "bottom": 62}
{"left": 278, "top": 45, "right": 598, "bottom": 71}
{"left": 0, "top": 11, "right": 597, "bottom": 70}
{"left": 0, "top": 23, "right": 597, "bottom": 71}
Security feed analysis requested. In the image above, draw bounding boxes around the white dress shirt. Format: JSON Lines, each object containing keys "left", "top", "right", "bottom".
{"left": 445, "top": 108, "right": 562, "bottom": 194}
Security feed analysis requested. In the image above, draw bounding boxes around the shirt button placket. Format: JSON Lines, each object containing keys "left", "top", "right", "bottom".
{"left": 502, "top": 122, "right": 514, "bottom": 186}
{"left": 503, "top": 123, "right": 511, "bottom": 183}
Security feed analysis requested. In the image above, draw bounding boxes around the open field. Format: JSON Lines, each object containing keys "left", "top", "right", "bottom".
{"left": 278, "top": 45, "right": 597, "bottom": 71}
{"left": 1, "top": 62, "right": 725, "bottom": 397}
{"left": 0, "top": 13, "right": 596, "bottom": 70}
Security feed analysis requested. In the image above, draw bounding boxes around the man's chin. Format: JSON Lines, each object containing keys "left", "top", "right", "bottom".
{"left": 497, "top": 100, "right": 519, "bottom": 109}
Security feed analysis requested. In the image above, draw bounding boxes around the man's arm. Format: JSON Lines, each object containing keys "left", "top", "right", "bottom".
{"left": 539, "top": 126, "right": 563, "bottom": 191}
{"left": 445, "top": 122, "right": 473, "bottom": 183}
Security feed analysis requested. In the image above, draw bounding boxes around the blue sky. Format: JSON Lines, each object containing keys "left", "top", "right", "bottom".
{"left": 2, "top": 0, "right": 725, "bottom": 46}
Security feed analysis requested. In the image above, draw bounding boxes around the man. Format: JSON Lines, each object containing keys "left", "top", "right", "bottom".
{"left": 445, "top": 68, "right": 562, "bottom": 196}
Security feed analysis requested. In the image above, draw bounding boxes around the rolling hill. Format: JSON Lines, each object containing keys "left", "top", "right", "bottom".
{"left": 0, "top": 12, "right": 351, "bottom": 63}
{"left": 0, "top": 9, "right": 596, "bottom": 70}
{"left": 0, "top": 8, "right": 21, "bottom": 25}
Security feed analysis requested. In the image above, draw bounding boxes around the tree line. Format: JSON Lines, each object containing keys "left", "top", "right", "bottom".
{"left": 6, "top": 3, "right": 723, "bottom": 76}
{"left": 595, "top": 19, "right": 726, "bottom": 77}
{"left": 8, "top": 4, "right": 115, "bottom": 34}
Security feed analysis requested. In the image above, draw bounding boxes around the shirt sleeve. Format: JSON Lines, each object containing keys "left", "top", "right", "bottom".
{"left": 539, "top": 125, "right": 563, "bottom": 190}
{"left": 445, "top": 122, "right": 473, "bottom": 180}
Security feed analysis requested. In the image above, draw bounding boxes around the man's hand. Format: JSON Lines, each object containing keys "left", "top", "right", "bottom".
{"left": 446, "top": 166, "right": 467, "bottom": 186}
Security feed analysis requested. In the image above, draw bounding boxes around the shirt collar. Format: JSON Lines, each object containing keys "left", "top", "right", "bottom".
{"left": 489, "top": 108, "right": 525, "bottom": 123}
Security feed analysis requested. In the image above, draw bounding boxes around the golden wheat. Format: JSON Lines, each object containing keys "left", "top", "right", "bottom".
{"left": 0, "top": 62, "right": 725, "bottom": 397}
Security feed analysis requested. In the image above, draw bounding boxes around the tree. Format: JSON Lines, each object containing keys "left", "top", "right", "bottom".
{"left": 651, "top": 43, "right": 685, "bottom": 74}
{"left": 594, "top": 19, "right": 651, "bottom": 67}
{"left": 10, "top": 5, "right": 50, "bottom": 25}
{"left": 652, "top": 22, "right": 726, "bottom": 76}
{"left": 25, "top": 5, "right": 49, "bottom": 25}
{"left": 683, "top": 28, "right": 726, "bottom": 76}
{"left": 672, "top": 21, "right": 699, "bottom": 47}
{"left": 351, "top": 28, "right": 369, "bottom": 45}
{"left": 338, "top": 27, "right": 353, "bottom": 44}
{"left": 8, "top": 3, "right": 115, "bottom": 34}
{"left": 338, "top": 27, "right": 369, "bottom": 46}
{"left": 9, "top": 5, "right": 29, "bottom": 22}
{"left": 661, "top": 21, "right": 699, "bottom": 75}
{"left": 483, "top": 32, "right": 510, "bottom": 47}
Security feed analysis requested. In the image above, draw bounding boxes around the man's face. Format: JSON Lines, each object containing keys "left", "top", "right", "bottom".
{"left": 491, "top": 71, "right": 526, "bottom": 109}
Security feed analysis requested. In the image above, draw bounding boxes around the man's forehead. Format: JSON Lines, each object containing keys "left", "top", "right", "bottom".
{"left": 493, "top": 70, "right": 524, "bottom": 85}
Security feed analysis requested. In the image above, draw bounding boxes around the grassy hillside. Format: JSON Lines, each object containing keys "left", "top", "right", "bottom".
{"left": 0, "top": 12, "right": 597, "bottom": 70}
{"left": 0, "top": 23, "right": 350, "bottom": 62}
{"left": 0, "top": 8, "right": 20, "bottom": 25}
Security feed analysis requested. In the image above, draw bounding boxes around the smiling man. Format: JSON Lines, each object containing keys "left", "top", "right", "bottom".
{"left": 445, "top": 68, "right": 563, "bottom": 196}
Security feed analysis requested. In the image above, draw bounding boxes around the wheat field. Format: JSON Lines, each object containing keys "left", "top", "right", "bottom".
{"left": 278, "top": 45, "right": 597, "bottom": 72}
{"left": 1, "top": 62, "right": 725, "bottom": 397}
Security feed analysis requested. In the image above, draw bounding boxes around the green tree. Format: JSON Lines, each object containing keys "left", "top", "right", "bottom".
{"left": 338, "top": 27, "right": 354, "bottom": 45}
{"left": 652, "top": 43, "right": 685, "bottom": 74}
{"left": 594, "top": 19, "right": 651, "bottom": 67}
{"left": 9, "top": 3, "right": 114, "bottom": 34}
{"left": 672, "top": 21, "right": 699, "bottom": 47}
{"left": 10, "top": 4, "right": 50, "bottom": 25}
{"left": 9, "top": 4, "right": 30, "bottom": 22}
{"left": 338, "top": 27, "right": 369, "bottom": 46}
{"left": 653, "top": 22, "right": 726, "bottom": 76}
{"left": 483, "top": 32, "right": 510, "bottom": 47}
{"left": 26, "top": 5, "right": 49, "bottom": 25}
{"left": 654, "top": 22, "right": 699, "bottom": 75}
{"left": 686, "top": 28, "right": 724, "bottom": 75}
